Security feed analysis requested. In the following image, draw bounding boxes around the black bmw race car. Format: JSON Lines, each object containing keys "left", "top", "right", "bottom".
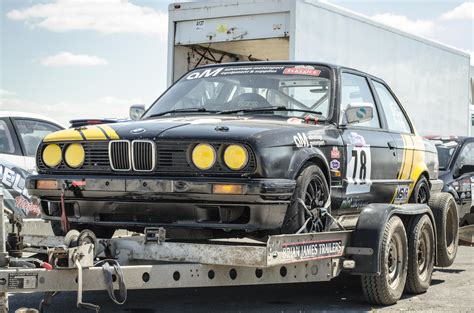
{"left": 428, "top": 136, "right": 474, "bottom": 225}
{"left": 26, "top": 62, "right": 441, "bottom": 238}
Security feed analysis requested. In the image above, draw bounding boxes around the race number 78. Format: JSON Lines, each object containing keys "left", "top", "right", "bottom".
{"left": 347, "top": 146, "right": 371, "bottom": 181}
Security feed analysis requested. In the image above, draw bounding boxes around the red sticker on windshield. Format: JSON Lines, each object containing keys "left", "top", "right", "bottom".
{"left": 283, "top": 66, "right": 321, "bottom": 76}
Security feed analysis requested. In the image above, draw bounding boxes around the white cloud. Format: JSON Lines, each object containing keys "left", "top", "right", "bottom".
{"left": 0, "top": 93, "right": 144, "bottom": 125}
{"left": 440, "top": 2, "right": 474, "bottom": 21}
{"left": 40, "top": 52, "right": 108, "bottom": 66}
{"left": 0, "top": 89, "right": 16, "bottom": 98}
{"left": 6, "top": 0, "right": 167, "bottom": 37}
{"left": 370, "top": 13, "right": 435, "bottom": 37}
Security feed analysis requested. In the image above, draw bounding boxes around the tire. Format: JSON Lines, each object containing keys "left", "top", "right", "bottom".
{"left": 410, "top": 176, "right": 430, "bottom": 204}
{"left": 281, "top": 164, "right": 330, "bottom": 234}
{"left": 361, "top": 216, "right": 408, "bottom": 305}
{"left": 428, "top": 193, "right": 459, "bottom": 267}
{"left": 405, "top": 214, "right": 435, "bottom": 294}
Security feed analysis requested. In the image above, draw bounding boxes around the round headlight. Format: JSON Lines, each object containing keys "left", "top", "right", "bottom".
{"left": 224, "top": 144, "right": 248, "bottom": 170}
{"left": 64, "top": 143, "right": 85, "bottom": 168}
{"left": 192, "top": 143, "right": 216, "bottom": 170}
{"left": 42, "top": 144, "right": 62, "bottom": 168}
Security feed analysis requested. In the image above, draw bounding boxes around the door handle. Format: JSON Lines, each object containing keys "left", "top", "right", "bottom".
{"left": 387, "top": 141, "right": 396, "bottom": 150}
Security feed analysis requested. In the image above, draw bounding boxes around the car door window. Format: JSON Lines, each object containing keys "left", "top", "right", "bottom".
{"left": 14, "top": 119, "right": 62, "bottom": 157}
{"left": 0, "top": 120, "right": 15, "bottom": 154}
{"left": 457, "top": 142, "right": 474, "bottom": 167}
{"left": 372, "top": 81, "right": 412, "bottom": 134}
{"left": 340, "top": 73, "right": 380, "bottom": 128}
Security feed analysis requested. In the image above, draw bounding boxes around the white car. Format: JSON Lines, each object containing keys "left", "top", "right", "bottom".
{"left": 1, "top": 111, "right": 64, "bottom": 217}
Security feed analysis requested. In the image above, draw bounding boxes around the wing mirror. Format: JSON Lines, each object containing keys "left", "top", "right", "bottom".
{"left": 130, "top": 104, "right": 145, "bottom": 120}
{"left": 455, "top": 164, "right": 474, "bottom": 178}
{"left": 343, "top": 103, "right": 374, "bottom": 125}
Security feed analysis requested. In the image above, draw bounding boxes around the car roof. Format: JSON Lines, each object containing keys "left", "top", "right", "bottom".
{"left": 0, "top": 111, "right": 65, "bottom": 128}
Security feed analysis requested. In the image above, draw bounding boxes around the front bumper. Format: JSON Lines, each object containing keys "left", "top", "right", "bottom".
{"left": 27, "top": 175, "right": 296, "bottom": 232}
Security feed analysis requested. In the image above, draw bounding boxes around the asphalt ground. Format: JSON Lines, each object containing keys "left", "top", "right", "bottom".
{"left": 8, "top": 245, "right": 474, "bottom": 312}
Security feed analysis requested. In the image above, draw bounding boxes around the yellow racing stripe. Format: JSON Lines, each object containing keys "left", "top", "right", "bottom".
{"left": 80, "top": 126, "right": 107, "bottom": 140}
{"left": 100, "top": 125, "right": 120, "bottom": 139}
{"left": 43, "top": 129, "right": 83, "bottom": 142}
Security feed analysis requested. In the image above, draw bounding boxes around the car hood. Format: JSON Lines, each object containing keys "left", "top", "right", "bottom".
{"left": 44, "top": 115, "right": 339, "bottom": 148}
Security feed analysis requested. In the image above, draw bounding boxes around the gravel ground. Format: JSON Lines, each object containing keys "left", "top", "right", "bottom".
{"left": 7, "top": 245, "right": 473, "bottom": 312}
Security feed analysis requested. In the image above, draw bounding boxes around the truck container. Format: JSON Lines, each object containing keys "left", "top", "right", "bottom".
{"left": 167, "top": 0, "right": 471, "bottom": 136}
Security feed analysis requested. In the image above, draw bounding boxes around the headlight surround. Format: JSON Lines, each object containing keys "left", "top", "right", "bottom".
{"left": 192, "top": 143, "right": 216, "bottom": 170}
{"left": 42, "top": 144, "right": 62, "bottom": 168}
{"left": 64, "top": 143, "right": 85, "bottom": 168}
{"left": 224, "top": 144, "right": 248, "bottom": 170}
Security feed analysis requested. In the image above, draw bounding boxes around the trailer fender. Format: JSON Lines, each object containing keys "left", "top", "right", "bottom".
{"left": 349, "top": 203, "right": 436, "bottom": 275}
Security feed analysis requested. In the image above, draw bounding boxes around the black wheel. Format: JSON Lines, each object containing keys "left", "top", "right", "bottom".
{"left": 410, "top": 176, "right": 430, "bottom": 204}
{"left": 281, "top": 164, "right": 330, "bottom": 234}
{"left": 361, "top": 216, "right": 408, "bottom": 305}
{"left": 428, "top": 193, "right": 459, "bottom": 267}
{"left": 405, "top": 214, "right": 435, "bottom": 294}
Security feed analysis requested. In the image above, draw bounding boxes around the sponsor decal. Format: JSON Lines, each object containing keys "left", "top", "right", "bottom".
{"left": 340, "top": 197, "right": 369, "bottom": 209}
{"left": 293, "top": 133, "right": 325, "bottom": 148}
{"left": 190, "top": 118, "right": 223, "bottom": 124}
{"left": 283, "top": 66, "right": 321, "bottom": 76}
{"left": 348, "top": 132, "right": 367, "bottom": 147}
{"left": 356, "top": 107, "right": 368, "bottom": 119}
{"left": 330, "top": 160, "right": 340, "bottom": 170}
{"left": 281, "top": 239, "right": 343, "bottom": 260}
{"left": 331, "top": 147, "right": 340, "bottom": 159}
{"left": 287, "top": 117, "right": 303, "bottom": 125}
{"left": 186, "top": 67, "right": 225, "bottom": 80}
{"left": 0, "top": 162, "right": 41, "bottom": 217}
{"left": 294, "top": 133, "right": 311, "bottom": 148}
{"left": 331, "top": 169, "right": 341, "bottom": 177}
{"left": 394, "top": 185, "right": 410, "bottom": 204}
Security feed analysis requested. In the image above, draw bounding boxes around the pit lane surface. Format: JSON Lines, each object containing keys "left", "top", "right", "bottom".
{"left": 9, "top": 246, "right": 473, "bottom": 312}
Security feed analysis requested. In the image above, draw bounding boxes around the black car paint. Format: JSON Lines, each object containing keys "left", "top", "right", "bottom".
{"left": 27, "top": 61, "right": 439, "bottom": 234}
{"left": 433, "top": 137, "right": 474, "bottom": 225}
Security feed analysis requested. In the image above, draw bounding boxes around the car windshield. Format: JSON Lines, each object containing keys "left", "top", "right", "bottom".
{"left": 435, "top": 141, "right": 459, "bottom": 170}
{"left": 143, "top": 64, "right": 332, "bottom": 120}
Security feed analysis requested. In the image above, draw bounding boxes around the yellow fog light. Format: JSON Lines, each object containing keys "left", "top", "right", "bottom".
{"left": 192, "top": 143, "right": 216, "bottom": 170}
{"left": 224, "top": 144, "right": 248, "bottom": 170}
{"left": 64, "top": 143, "right": 85, "bottom": 168}
{"left": 42, "top": 144, "right": 62, "bottom": 168}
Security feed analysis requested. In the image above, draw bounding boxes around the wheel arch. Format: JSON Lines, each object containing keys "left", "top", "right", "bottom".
{"left": 349, "top": 203, "right": 437, "bottom": 275}
{"left": 288, "top": 148, "right": 331, "bottom": 187}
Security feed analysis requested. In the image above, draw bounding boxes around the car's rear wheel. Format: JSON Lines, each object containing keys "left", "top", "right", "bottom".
{"left": 410, "top": 176, "right": 430, "bottom": 204}
{"left": 282, "top": 164, "right": 330, "bottom": 234}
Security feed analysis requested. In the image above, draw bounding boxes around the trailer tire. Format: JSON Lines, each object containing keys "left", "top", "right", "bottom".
{"left": 361, "top": 216, "right": 408, "bottom": 305}
{"left": 429, "top": 193, "right": 458, "bottom": 267}
{"left": 405, "top": 214, "right": 435, "bottom": 294}
{"left": 281, "top": 164, "right": 329, "bottom": 233}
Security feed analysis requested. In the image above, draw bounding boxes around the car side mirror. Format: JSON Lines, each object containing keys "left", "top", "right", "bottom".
{"left": 456, "top": 164, "right": 474, "bottom": 177}
{"left": 130, "top": 104, "right": 145, "bottom": 120}
{"left": 343, "top": 103, "right": 374, "bottom": 125}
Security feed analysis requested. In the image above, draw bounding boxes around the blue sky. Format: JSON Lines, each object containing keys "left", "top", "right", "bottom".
{"left": 0, "top": 0, "right": 472, "bottom": 125}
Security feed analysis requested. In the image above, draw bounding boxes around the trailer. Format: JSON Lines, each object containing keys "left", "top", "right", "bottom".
{"left": 167, "top": 0, "right": 471, "bottom": 136}
{"left": 0, "top": 190, "right": 460, "bottom": 312}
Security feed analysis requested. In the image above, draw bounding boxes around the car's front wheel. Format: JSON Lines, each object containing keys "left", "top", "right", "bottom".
{"left": 281, "top": 164, "right": 330, "bottom": 234}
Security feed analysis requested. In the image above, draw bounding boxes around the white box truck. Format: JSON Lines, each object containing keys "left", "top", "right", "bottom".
{"left": 167, "top": 0, "right": 471, "bottom": 136}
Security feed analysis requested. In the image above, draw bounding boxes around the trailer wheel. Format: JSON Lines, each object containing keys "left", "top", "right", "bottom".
{"left": 281, "top": 164, "right": 329, "bottom": 233}
{"left": 410, "top": 176, "right": 430, "bottom": 204}
{"left": 405, "top": 214, "right": 435, "bottom": 294}
{"left": 429, "top": 193, "right": 459, "bottom": 267}
{"left": 361, "top": 216, "right": 408, "bottom": 305}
